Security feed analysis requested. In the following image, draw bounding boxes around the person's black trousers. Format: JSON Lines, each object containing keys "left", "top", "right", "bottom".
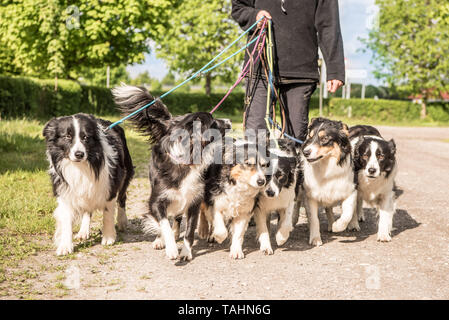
{"left": 244, "top": 77, "right": 317, "bottom": 143}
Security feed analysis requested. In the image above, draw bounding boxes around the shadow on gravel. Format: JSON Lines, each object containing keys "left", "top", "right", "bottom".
{"left": 337, "top": 207, "right": 420, "bottom": 244}
{"left": 104, "top": 206, "right": 419, "bottom": 262}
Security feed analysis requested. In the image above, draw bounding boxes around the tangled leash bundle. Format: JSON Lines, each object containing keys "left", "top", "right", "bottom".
{"left": 108, "top": 17, "right": 302, "bottom": 145}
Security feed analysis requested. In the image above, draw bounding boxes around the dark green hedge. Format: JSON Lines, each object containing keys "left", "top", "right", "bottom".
{"left": 328, "top": 98, "right": 449, "bottom": 122}
{"left": 1, "top": 75, "right": 448, "bottom": 122}
{"left": 0, "top": 75, "right": 116, "bottom": 118}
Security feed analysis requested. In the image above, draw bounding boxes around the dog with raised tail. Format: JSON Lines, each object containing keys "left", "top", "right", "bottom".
{"left": 43, "top": 113, "right": 134, "bottom": 255}
{"left": 301, "top": 118, "right": 359, "bottom": 246}
{"left": 350, "top": 125, "right": 398, "bottom": 242}
{"left": 113, "top": 84, "right": 231, "bottom": 261}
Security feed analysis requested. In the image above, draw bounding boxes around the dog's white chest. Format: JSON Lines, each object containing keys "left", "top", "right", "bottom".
{"left": 58, "top": 159, "right": 110, "bottom": 212}
{"left": 259, "top": 186, "right": 295, "bottom": 213}
{"left": 164, "top": 169, "right": 203, "bottom": 216}
{"left": 303, "top": 157, "right": 355, "bottom": 206}
{"left": 215, "top": 184, "right": 259, "bottom": 220}
{"left": 358, "top": 169, "right": 396, "bottom": 205}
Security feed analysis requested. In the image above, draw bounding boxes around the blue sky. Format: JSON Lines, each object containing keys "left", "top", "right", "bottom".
{"left": 127, "top": 0, "right": 382, "bottom": 86}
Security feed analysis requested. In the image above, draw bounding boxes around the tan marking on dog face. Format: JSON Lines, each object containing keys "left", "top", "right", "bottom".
{"left": 318, "top": 130, "right": 326, "bottom": 138}
{"left": 309, "top": 129, "right": 315, "bottom": 138}
{"left": 230, "top": 164, "right": 258, "bottom": 182}
{"left": 315, "top": 144, "right": 334, "bottom": 158}
{"left": 330, "top": 142, "right": 342, "bottom": 162}
{"left": 245, "top": 156, "right": 257, "bottom": 165}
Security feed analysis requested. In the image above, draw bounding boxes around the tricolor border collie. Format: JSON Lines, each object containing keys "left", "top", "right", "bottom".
{"left": 253, "top": 139, "right": 302, "bottom": 255}
{"left": 43, "top": 113, "right": 134, "bottom": 255}
{"left": 301, "top": 118, "right": 359, "bottom": 246}
{"left": 199, "top": 140, "right": 269, "bottom": 259}
{"left": 113, "top": 85, "right": 231, "bottom": 261}
{"left": 350, "top": 125, "right": 398, "bottom": 242}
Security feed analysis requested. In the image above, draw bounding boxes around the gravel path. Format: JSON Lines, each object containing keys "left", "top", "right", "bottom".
{"left": 2, "top": 126, "right": 449, "bottom": 300}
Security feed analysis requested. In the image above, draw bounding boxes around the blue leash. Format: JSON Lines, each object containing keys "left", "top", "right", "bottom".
{"left": 108, "top": 17, "right": 265, "bottom": 130}
{"left": 267, "top": 117, "right": 304, "bottom": 145}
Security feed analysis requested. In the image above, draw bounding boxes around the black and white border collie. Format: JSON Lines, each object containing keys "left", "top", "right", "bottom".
{"left": 43, "top": 113, "right": 134, "bottom": 255}
{"left": 301, "top": 118, "right": 359, "bottom": 246}
{"left": 113, "top": 85, "right": 231, "bottom": 261}
{"left": 199, "top": 140, "right": 269, "bottom": 259}
{"left": 350, "top": 125, "right": 398, "bottom": 242}
{"left": 253, "top": 139, "right": 302, "bottom": 255}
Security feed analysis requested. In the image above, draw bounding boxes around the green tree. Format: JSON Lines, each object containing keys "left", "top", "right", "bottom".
{"left": 161, "top": 71, "right": 176, "bottom": 87}
{"left": 156, "top": 0, "right": 241, "bottom": 95}
{"left": 130, "top": 71, "right": 153, "bottom": 86}
{"left": 364, "top": 0, "right": 449, "bottom": 117}
{"left": 0, "top": 0, "right": 174, "bottom": 81}
{"left": 79, "top": 65, "right": 130, "bottom": 87}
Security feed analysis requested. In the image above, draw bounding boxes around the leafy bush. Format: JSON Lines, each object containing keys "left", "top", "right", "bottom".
{"left": 1, "top": 75, "right": 448, "bottom": 123}
{"left": 328, "top": 98, "right": 422, "bottom": 122}
{"left": 427, "top": 103, "right": 449, "bottom": 122}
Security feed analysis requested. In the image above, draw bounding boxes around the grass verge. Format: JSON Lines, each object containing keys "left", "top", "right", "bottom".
{"left": 0, "top": 117, "right": 149, "bottom": 285}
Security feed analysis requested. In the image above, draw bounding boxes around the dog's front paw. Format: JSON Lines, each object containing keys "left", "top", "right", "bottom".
{"left": 56, "top": 242, "right": 73, "bottom": 256}
{"left": 165, "top": 244, "right": 179, "bottom": 260}
{"left": 101, "top": 235, "right": 116, "bottom": 246}
{"left": 275, "top": 228, "right": 291, "bottom": 246}
{"left": 309, "top": 236, "right": 323, "bottom": 247}
{"left": 229, "top": 246, "right": 245, "bottom": 260}
{"left": 332, "top": 220, "right": 347, "bottom": 233}
{"left": 117, "top": 215, "right": 128, "bottom": 232}
{"left": 152, "top": 237, "right": 165, "bottom": 250}
{"left": 358, "top": 212, "right": 366, "bottom": 222}
{"left": 260, "top": 243, "right": 274, "bottom": 255}
{"left": 212, "top": 228, "right": 228, "bottom": 244}
{"left": 347, "top": 220, "right": 361, "bottom": 232}
{"left": 75, "top": 229, "right": 90, "bottom": 241}
{"left": 377, "top": 232, "right": 392, "bottom": 242}
{"left": 179, "top": 246, "right": 193, "bottom": 261}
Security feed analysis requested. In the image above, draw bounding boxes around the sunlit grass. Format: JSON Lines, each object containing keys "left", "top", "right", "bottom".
{"left": 0, "top": 116, "right": 149, "bottom": 281}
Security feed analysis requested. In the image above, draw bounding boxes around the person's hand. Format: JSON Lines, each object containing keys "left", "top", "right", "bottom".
{"left": 256, "top": 10, "right": 272, "bottom": 28}
{"left": 327, "top": 79, "right": 344, "bottom": 93}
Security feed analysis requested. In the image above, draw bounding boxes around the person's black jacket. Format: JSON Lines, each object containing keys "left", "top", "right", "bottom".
{"left": 231, "top": 0, "right": 345, "bottom": 82}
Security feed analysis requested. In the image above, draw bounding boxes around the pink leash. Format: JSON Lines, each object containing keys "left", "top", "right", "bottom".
{"left": 209, "top": 20, "right": 267, "bottom": 114}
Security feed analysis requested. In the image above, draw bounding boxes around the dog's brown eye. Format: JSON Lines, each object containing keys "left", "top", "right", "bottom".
{"left": 65, "top": 134, "right": 72, "bottom": 140}
{"left": 362, "top": 155, "right": 369, "bottom": 160}
{"left": 82, "top": 135, "right": 88, "bottom": 141}
{"left": 378, "top": 154, "right": 384, "bottom": 160}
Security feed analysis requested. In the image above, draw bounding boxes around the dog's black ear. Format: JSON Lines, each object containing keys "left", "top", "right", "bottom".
{"left": 353, "top": 137, "right": 364, "bottom": 171}
{"left": 338, "top": 123, "right": 352, "bottom": 166}
{"left": 308, "top": 117, "right": 321, "bottom": 130}
{"left": 43, "top": 118, "right": 58, "bottom": 141}
{"left": 388, "top": 139, "right": 396, "bottom": 155}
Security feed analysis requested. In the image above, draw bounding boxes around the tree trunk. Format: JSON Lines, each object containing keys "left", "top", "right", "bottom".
{"left": 420, "top": 100, "right": 427, "bottom": 119}
{"left": 205, "top": 74, "right": 211, "bottom": 96}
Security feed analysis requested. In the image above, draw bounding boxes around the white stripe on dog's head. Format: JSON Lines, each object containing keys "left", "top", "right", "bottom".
{"left": 365, "top": 141, "right": 380, "bottom": 178}
{"left": 69, "top": 116, "right": 87, "bottom": 162}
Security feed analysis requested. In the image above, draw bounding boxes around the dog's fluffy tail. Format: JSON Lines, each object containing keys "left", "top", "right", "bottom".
{"left": 112, "top": 84, "right": 172, "bottom": 142}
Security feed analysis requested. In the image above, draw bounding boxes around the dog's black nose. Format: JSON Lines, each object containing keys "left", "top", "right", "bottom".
{"left": 368, "top": 168, "right": 377, "bottom": 175}
{"left": 257, "top": 178, "right": 266, "bottom": 186}
{"left": 303, "top": 149, "right": 311, "bottom": 157}
{"left": 75, "top": 151, "right": 85, "bottom": 159}
{"left": 266, "top": 189, "right": 275, "bottom": 197}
